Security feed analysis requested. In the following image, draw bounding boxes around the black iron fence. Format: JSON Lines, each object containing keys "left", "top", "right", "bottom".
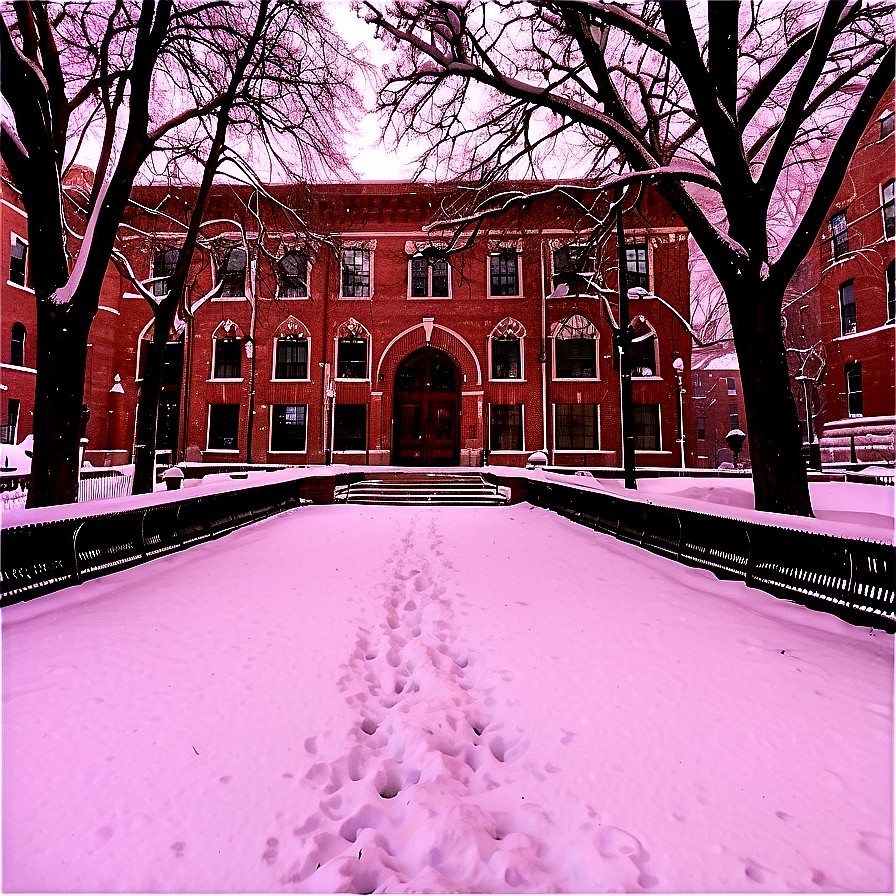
{"left": 521, "top": 477, "right": 894, "bottom": 632}
{"left": 0, "top": 472, "right": 350, "bottom": 606}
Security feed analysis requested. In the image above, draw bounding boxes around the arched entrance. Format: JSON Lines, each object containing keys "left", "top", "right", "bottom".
{"left": 392, "top": 348, "right": 460, "bottom": 465}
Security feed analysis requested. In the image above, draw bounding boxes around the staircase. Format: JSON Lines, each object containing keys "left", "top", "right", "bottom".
{"left": 339, "top": 472, "right": 508, "bottom": 506}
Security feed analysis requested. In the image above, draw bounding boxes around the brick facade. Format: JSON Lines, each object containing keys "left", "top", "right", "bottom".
{"left": 2, "top": 179, "right": 693, "bottom": 470}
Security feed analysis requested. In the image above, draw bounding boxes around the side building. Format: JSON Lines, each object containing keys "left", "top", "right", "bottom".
{"left": 803, "top": 83, "right": 895, "bottom": 465}
{"left": 2, "top": 178, "right": 694, "bottom": 471}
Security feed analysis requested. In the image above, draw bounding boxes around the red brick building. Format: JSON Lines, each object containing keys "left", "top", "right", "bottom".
{"left": 3, "top": 178, "right": 694, "bottom": 470}
{"left": 686, "top": 346, "right": 750, "bottom": 469}
{"left": 809, "top": 83, "right": 895, "bottom": 464}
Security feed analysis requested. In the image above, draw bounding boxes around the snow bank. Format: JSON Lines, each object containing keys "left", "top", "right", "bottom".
{"left": 3, "top": 505, "right": 892, "bottom": 892}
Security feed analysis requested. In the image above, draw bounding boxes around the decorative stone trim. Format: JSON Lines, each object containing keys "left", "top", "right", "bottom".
{"left": 551, "top": 314, "right": 597, "bottom": 339}
{"left": 491, "top": 317, "right": 527, "bottom": 339}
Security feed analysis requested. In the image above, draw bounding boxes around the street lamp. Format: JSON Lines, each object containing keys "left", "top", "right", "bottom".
{"left": 672, "top": 356, "right": 686, "bottom": 468}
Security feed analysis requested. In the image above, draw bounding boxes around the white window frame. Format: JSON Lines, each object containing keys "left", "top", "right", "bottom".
{"left": 209, "top": 325, "right": 245, "bottom": 382}
{"left": 214, "top": 246, "right": 249, "bottom": 301}
{"left": 488, "top": 335, "right": 525, "bottom": 382}
{"left": 629, "top": 316, "right": 660, "bottom": 380}
{"left": 549, "top": 243, "right": 596, "bottom": 296}
{"left": 633, "top": 403, "right": 664, "bottom": 453}
{"left": 553, "top": 403, "right": 602, "bottom": 453}
{"left": 881, "top": 179, "right": 895, "bottom": 241}
{"left": 488, "top": 403, "right": 526, "bottom": 453}
{"left": 268, "top": 403, "right": 309, "bottom": 454}
{"left": 8, "top": 232, "right": 31, "bottom": 292}
{"left": 206, "top": 403, "right": 240, "bottom": 453}
{"left": 552, "top": 319, "right": 600, "bottom": 382}
{"left": 340, "top": 246, "right": 373, "bottom": 299}
{"left": 276, "top": 249, "right": 310, "bottom": 299}
{"left": 271, "top": 335, "right": 311, "bottom": 382}
{"left": 407, "top": 255, "right": 452, "bottom": 300}
{"left": 334, "top": 336, "right": 371, "bottom": 382}
{"left": 488, "top": 247, "right": 522, "bottom": 298}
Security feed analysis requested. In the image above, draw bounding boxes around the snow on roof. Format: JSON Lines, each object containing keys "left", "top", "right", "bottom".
{"left": 691, "top": 347, "right": 740, "bottom": 371}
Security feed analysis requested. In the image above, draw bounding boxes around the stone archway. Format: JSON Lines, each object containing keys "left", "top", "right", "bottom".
{"left": 392, "top": 347, "right": 460, "bottom": 466}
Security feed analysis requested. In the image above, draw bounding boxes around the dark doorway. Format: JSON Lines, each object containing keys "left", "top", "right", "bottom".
{"left": 157, "top": 339, "right": 184, "bottom": 459}
{"left": 392, "top": 348, "right": 460, "bottom": 465}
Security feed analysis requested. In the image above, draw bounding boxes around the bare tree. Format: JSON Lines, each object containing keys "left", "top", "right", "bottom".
{"left": 364, "top": 0, "right": 894, "bottom": 515}
{"left": 1, "top": 1, "right": 360, "bottom": 506}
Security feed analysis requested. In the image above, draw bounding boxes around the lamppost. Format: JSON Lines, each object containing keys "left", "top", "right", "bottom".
{"left": 672, "top": 356, "right": 686, "bottom": 468}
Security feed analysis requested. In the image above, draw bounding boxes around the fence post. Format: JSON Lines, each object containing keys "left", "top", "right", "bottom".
{"left": 72, "top": 522, "right": 86, "bottom": 586}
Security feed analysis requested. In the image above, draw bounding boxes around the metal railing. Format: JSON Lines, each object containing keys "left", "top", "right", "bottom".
{"left": 1, "top": 467, "right": 135, "bottom": 511}
{"left": 1, "top": 472, "right": 347, "bottom": 605}
{"left": 521, "top": 477, "right": 894, "bottom": 632}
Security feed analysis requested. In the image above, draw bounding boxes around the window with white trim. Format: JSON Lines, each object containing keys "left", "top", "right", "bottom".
{"left": 335, "top": 319, "right": 369, "bottom": 379}
{"left": 9, "top": 236, "right": 27, "bottom": 287}
{"left": 334, "top": 404, "right": 366, "bottom": 450}
{"left": 839, "top": 280, "right": 857, "bottom": 335}
{"left": 625, "top": 241, "right": 649, "bottom": 290}
{"left": 409, "top": 256, "right": 450, "bottom": 297}
{"left": 274, "top": 335, "right": 309, "bottom": 380}
{"left": 341, "top": 248, "right": 370, "bottom": 297}
{"left": 555, "top": 403, "right": 599, "bottom": 450}
{"left": 845, "top": 362, "right": 863, "bottom": 417}
{"left": 278, "top": 250, "right": 308, "bottom": 298}
{"left": 830, "top": 211, "right": 848, "bottom": 260}
{"left": 2, "top": 398, "right": 20, "bottom": 444}
{"left": 727, "top": 377, "right": 736, "bottom": 395}
{"left": 629, "top": 316, "right": 657, "bottom": 377}
{"left": 729, "top": 404, "right": 740, "bottom": 430}
{"left": 883, "top": 179, "right": 894, "bottom": 239}
{"left": 553, "top": 315, "right": 598, "bottom": 379}
{"left": 218, "top": 247, "right": 247, "bottom": 297}
{"left": 881, "top": 111, "right": 894, "bottom": 139}
{"left": 271, "top": 404, "right": 307, "bottom": 452}
{"left": 633, "top": 404, "right": 660, "bottom": 450}
{"left": 153, "top": 248, "right": 178, "bottom": 296}
{"left": 10, "top": 322, "right": 25, "bottom": 367}
{"left": 208, "top": 404, "right": 239, "bottom": 450}
{"left": 490, "top": 404, "right": 523, "bottom": 451}
{"left": 489, "top": 317, "right": 525, "bottom": 380}
{"left": 489, "top": 248, "right": 520, "bottom": 296}
{"left": 552, "top": 244, "right": 595, "bottom": 294}
{"left": 213, "top": 337, "right": 242, "bottom": 379}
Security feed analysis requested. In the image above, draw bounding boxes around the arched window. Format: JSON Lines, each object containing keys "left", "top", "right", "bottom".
{"left": 335, "top": 318, "right": 369, "bottom": 379}
{"left": 630, "top": 316, "right": 658, "bottom": 377}
{"left": 10, "top": 322, "right": 25, "bottom": 367}
{"left": 212, "top": 320, "right": 244, "bottom": 379}
{"left": 278, "top": 250, "right": 308, "bottom": 298}
{"left": 552, "top": 314, "right": 598, "bottom": 379}
{"left": 490, "top": 317, "right": 526, "bottom": 380}
{"left": 153, "top": 247, "right": 179, "bottom": 296}
{"left": 218, "top": 246, "right": 247, "bottom": 297}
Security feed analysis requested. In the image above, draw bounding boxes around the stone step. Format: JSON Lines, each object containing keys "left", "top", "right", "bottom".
{"left": 339, "top": 474, "right": 508, "bottom": 506}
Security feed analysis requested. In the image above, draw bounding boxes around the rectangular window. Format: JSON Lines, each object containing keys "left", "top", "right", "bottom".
{"left": 697, "top": 414, "right": 706, "bottom": 441}
{"left": 9, "top": 237, "right": 27, "bottom": 287}
{"left": 845, "top": 362, "right": 863, "bottom": 417}
{"left": 341, "top": 248, "right": 370, "bottom": 297}
{"left": 278, "top": 251, "right": 308, "bottom": 298}
{"left": 883, "top": 179, "right": 895, "bottom": 239}
{"left": 552, "top": 245, "right": 594, "bottom": 293}
{"left": 887, "top": 261, "right": 895, "bottom": 323}
{"left": 629, "top": 336, "right": 656, "bottom": 377}
{"left": 490, "top": 404, "right": 523, "bottom": 451}
{"left": 626, "top": 242, "right": 649, "bottom": 290}
{"left": 491, "top": 338, "right": 521, "bottom": 379}
{"left": 219, "top": 247, "right": 247, "bottom": 297}
{"left": 556, "top": 403, "right": 599, "bottom": 450}
{"left": 633, "top": 404, "right": 660, "bottom": 450}
{"left": 1, "top": 398, "right": 20, "bottom": 444}
{"left": 337, "top": 338, "right": 368, "bottom": 379}
{"left": 410, "top": 257, "right": 449, "bottom": 297}
{"left": 839, "top": 281, "right": 857, "bottom": 335}
{"left": 490, "top": 249, "right": 520, "bottom": 296}
{"left": 729, "top": 404, "right": 740, "bottom": 430}
{"left": 271, "top": 404, "right": 307, "bottom": 452}
{"left": 153, "top": 248, "right": 178, "bottom": 297}
{"left": 830, "top": 211, "right": 849, "bottom": 260}
{"left": 556, "top": 338, "right": 597, "bottom": 379}
{"left": 726, "top": 377, "right": 736, "bottom": 394}
{"left": 214, "top": 338, "right": 242, "bottom": 379}
{"left": 693, "top": 373, "right": 704, "bottom": 396}
{"left": 208, "top": 404, "right": 239, "bottom": 450}
{"left": 334, "top": 404, "right": 366, "bottom": 450}
{"left": 274, "top": 337, "right": 308, "bottom": 380}
{"left": 882, "top": 111, "right": 894, "bottom": 139}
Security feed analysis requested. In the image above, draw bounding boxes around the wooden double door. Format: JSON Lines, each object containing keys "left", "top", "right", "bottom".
{"left": 393, "top": 349, "right": 460, "bottom": 465}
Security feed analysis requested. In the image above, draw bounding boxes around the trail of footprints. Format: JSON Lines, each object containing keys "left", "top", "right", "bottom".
{"left": 278, "top": 515, "right": 556, "bottom": 893}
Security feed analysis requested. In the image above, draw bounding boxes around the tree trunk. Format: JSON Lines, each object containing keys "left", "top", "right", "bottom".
{"left": 132, "top": 325, "right": 169, "bottom": 495}
{"left": 26, "top": 307, "right": 90, "bottom": 508}
{"left": 728, "top": 277, "right": 814, "bottom": 517}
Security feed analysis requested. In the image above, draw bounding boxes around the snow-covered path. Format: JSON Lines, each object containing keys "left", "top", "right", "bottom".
{"left": 2, "top": 504, "right": 893, "bottom": 893}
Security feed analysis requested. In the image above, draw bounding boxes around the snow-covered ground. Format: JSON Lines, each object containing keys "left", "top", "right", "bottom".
{"left": 2, "top": 502, "right": 892, "bottom": 893}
